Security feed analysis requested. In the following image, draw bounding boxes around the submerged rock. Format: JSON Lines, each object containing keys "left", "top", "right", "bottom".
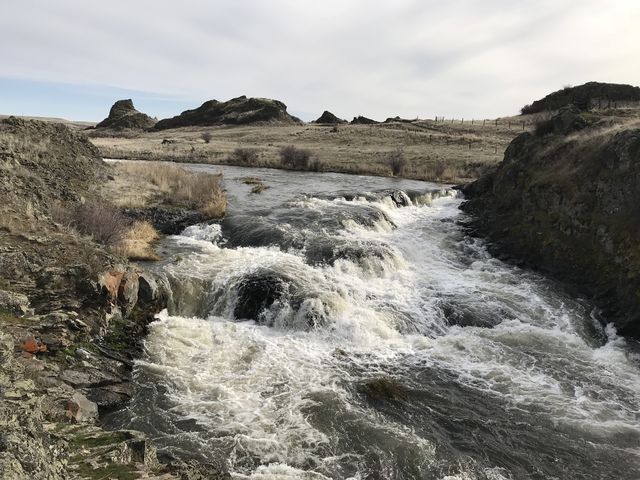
{"left": 461, "top": 108, "right": 640, "bottom": 338}
{"left": 233, "top": 270, "right": 291, "bottom": 321}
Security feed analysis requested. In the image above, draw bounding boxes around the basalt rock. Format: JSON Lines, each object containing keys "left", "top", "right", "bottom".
{"left": 350, "top": 115, "right": 378, "bottom": 125}
{"left": 95, "top": 99, "right": 156, "bottom": 130}
{"left": 154, "top": 95, "right": 301, "bottom": 130}
{"left": 520, "top": 81, "right": 640, "bottom": 114}
{"left": 461, "top": 109, "right": 640, "bottom": 338}
{"left": 313, "top": 110, "right": 347, "bottom": 124}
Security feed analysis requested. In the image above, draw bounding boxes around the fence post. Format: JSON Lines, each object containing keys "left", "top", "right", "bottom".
{"left": 494, "top": 145, "right": 497, "bottom": 154}
{"left": 495, "top": 119, "right": 498, "bottom": 127}
{"left": 461, "top": 118, "right": 464, "bottom": 124}
{"left": 522, "top": 121, "right": 525, "bottom": 130}
{"left": 508, "top": 121, "right": 511, "bottom": 129}
{"left": 483, "top": 119, "right": 486, "bottom": 127}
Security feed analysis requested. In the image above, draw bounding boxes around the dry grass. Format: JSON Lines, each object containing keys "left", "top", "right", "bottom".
{"left": 51, "top": 200, "right": 161, "bottom": 261}
{"left": 90, "top": 120, "right": 526, "bottom": 183}
{"left": 114, "top": 220, "right": 160, "bottom": 261}
{"left": 111, "top": 162, "right": 227, "bottom": 218}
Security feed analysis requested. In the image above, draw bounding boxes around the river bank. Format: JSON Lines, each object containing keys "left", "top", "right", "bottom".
{"left": 0, "top": 117, "right": 226, "bottom": 478}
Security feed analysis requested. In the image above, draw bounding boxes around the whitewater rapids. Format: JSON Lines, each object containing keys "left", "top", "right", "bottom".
{"left": 108, "top": 164, "right": 640, "bottom": 480}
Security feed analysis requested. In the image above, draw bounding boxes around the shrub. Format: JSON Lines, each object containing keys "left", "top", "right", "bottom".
{"left": 279, "top": 145, "right": 311, "bottom": 169}
{"left": 52, "top": 200, "right": 130, "bottom": 247}
{"left": 201, "top": 132, "right": 212, "bottom": 144}
{"left": 308, "top": 158, "right": 324, "bottom": 172}
{"left": 534, "top": 118, "right": 555, "bottom": 137}
{"left": 386, "top": 148, "right": 406, "bottom": 176}
{"left": 229, "top": 147, "right": 260, "bottom": 165}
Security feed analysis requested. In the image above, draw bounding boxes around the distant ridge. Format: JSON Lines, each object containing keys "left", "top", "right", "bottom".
{"left": 521, "top": 81, "right": 640, "bottom": 114}
{"left": 154, "top": 96, "right": 301, "bottom": 130}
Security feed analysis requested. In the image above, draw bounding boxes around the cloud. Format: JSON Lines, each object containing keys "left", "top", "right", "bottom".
{"left": 1, "top": 0, "right": 639, "bottom": 120}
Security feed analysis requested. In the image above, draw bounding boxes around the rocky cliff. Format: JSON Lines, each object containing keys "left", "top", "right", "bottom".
{"left": 154, "top": 95, "right": 301, "bottom": 130}
{"left": 95, "top": 99, "right": 156, "bottom": 130}
{"left": 461, "top": 108, "right": 640, "bottom": 338}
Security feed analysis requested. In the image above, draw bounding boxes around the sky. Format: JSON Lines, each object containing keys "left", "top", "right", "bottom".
{"left": 1, "top": 0, "right": 639, "bottom": 122}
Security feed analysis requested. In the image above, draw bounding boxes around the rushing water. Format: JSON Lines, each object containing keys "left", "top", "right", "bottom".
{"left": 109, "top": 163, "right": 640, "bottom": 479}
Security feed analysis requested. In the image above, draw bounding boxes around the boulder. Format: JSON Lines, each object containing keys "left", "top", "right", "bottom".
{"left": 0, "top": 290, "right": 29, "bottom": 315}
{"left": 66, "top": 392, "right": 98, "bottom": 422}
{"left": 95, "top": 99, "right": 156, "bottom": 130}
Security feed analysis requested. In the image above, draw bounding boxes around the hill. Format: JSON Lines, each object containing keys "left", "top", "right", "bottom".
{"left": 154, "top": 95, "right": 301, "bottom": 130}
{"left": 521, "top": 81, "right": 640, "bottom": 114}
{"left": 95, "top": 99, "right": 156, "bottom": 130}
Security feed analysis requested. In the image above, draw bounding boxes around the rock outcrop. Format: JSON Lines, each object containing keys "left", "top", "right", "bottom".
{"left": 350, "top": 115, "right": 378, "bottom": 125}
{"left": 0, "top": 117, "right": 177, "bottom": 477}
{"left": 521, "top": 81, "right": 640, "bottom": 114}
{"left": 313, "top": 110, "right": 347, "bottom": 124}
{"left": 461, "top": 108, "right": 640, "bottom": 338}
{"left": 95, "top": 99, "right": 156, "bottom": 130}
{"left": 154, "top": 95, "right": 301, "bottom": 130}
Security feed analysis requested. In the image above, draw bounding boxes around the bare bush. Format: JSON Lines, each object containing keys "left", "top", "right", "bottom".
{"left": 201, "top": 132, "right": 213, "bottom": 144}
{"left": 386, "top": 148, "right": 406, "bottom": 176}
{"left": 52, "top": 200, "right": 130, "bottom": 247}
{"left": 229, "top": 147, "right": 260, "bottom": 165}
{"left": 279, "top": 145, "right": 312, "bottom": 169}
{"left": 308, "top": 158, "right": 324, "bottom": 172}
{"left": 433, "top": 160, "right": 446, "bottom": 180}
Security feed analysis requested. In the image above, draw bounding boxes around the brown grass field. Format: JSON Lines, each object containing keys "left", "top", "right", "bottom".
{"left": 89, "top": 116, "right": 543, "bottom": 183}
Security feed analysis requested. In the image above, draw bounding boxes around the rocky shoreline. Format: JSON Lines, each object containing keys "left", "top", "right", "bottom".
{"left": 0, "top": 117, "right": 227, "bottom": 478}
{"left": 461, "top": 107, "right": 640, "bottom": 339}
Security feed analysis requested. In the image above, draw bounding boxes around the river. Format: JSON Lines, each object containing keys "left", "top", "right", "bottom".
{"left": 108, "top": 163, "right": 640, "bottom": 479}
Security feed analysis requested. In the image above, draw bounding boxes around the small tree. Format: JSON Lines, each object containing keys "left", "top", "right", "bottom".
{"left": 386, "top": 148, "right": 406, "bottom": 176}
{"left": 201, "top": 132, "right": 213, "bottom": 144}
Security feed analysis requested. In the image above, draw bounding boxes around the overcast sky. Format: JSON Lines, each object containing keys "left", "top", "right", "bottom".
{"left": 1, "top": 0, "right": 639, "bottom": 121}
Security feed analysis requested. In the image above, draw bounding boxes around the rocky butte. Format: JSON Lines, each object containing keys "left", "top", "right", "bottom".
{"left": 95, "top": 99, "right": 156, "bottom": 130}
{"left": 153, "top": 95, "right": 301, "bottom": 130}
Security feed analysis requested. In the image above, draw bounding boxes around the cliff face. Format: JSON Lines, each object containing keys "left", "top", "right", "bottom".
{"left": 154, "top": 95, "right": 301, "bottom": 129}
{"left": 461, "top": 109, "right": 640, "bottom": 338}
{"left": 95, "top": 99, "right": 156, "bottom": 130}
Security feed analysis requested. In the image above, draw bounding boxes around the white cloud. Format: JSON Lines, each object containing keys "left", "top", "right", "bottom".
{"left": 1, "top": 0, "right": 639, "bottom": 120}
